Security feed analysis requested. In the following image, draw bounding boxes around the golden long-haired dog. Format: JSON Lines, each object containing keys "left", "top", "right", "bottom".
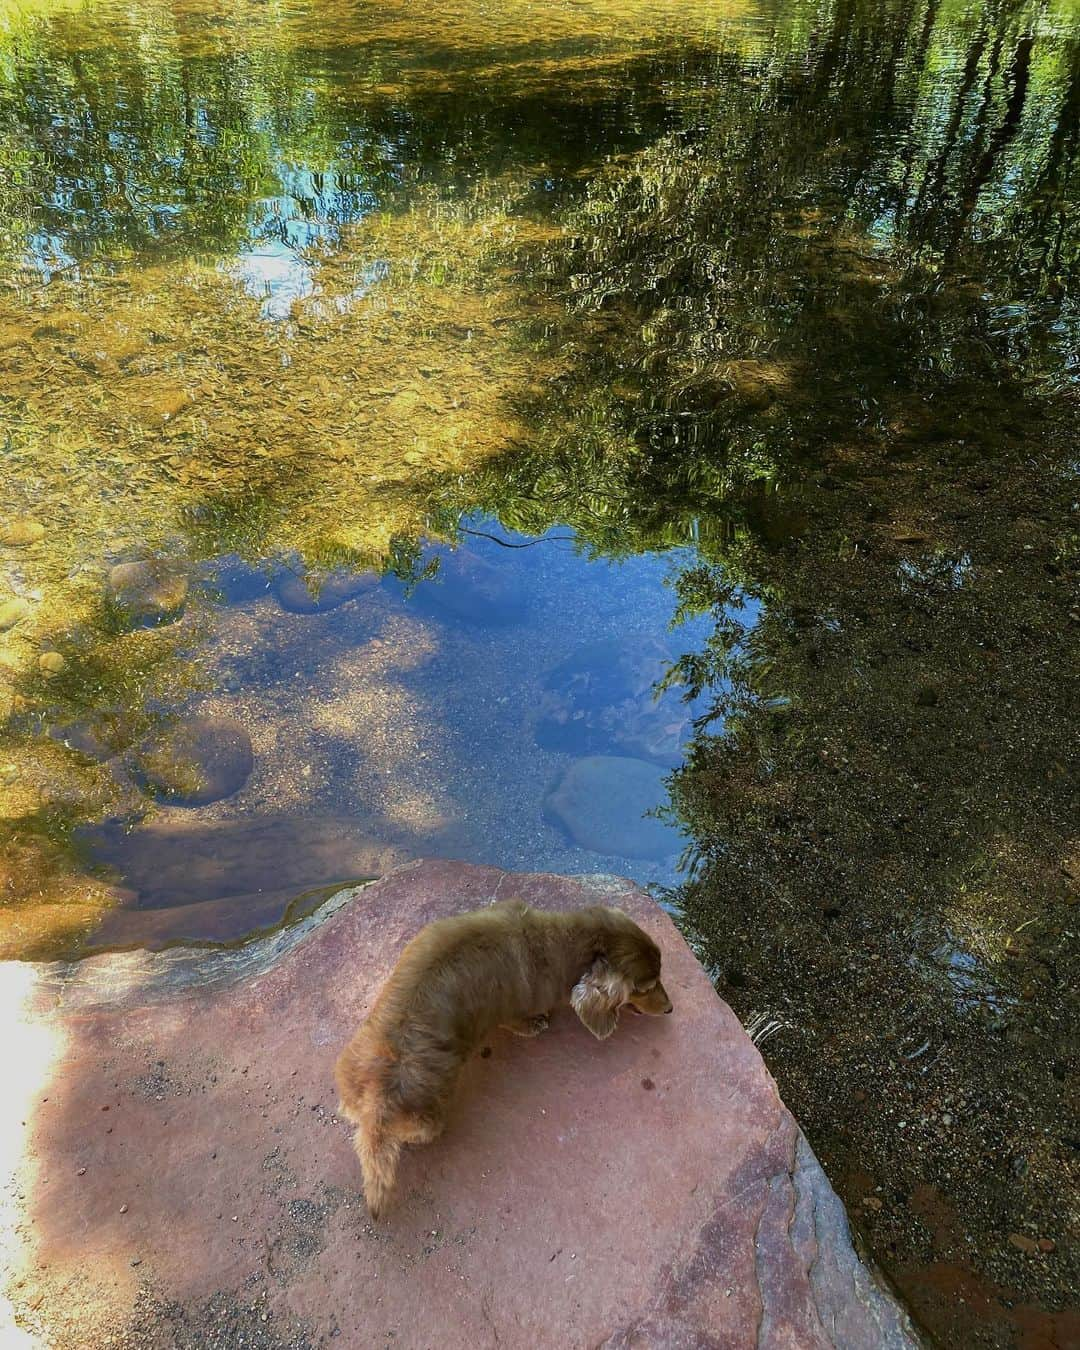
{"left": 335, "top": 899, "right": 672, "bottom": 1218}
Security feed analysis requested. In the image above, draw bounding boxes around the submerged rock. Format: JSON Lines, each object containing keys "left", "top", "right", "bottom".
{"left": 51, "top": 713, "right": 135, "bottom": 762}
{"left": 88, "top": 883, "right": 341, "bottom": 949}
{"left": 52, "top": 721, "right": 114, "bottom": 761}
{"left": 37, "top": 651, "right": 66, "bottom": 679}
{"left": 147, "top": 386, "right": 190, "bottom": 421}
{"left": 0, "top": 516, "right": 45, "bottom": 547}
{"left": 4, "top": 861, "right": 919, "bottom": 1348}
{"left": 131, "top": 715, "right": 253, "bottom": 806}
{"left": 272, "top": 566, "right": 378, "bottom": 614}
{"left": 536, "top": 635, "right": 690, "bottom": 765}
{"left": 107, "top": 559, "right": 189, "bottom": 629}
{"left": 413, "top": 546, "right": 526, "bottom": 626}
{"left": 544, "top": 754, "right": 681, "bottom": 858}
{"left": 0, "top": 596, "right": 30, "bottom": 630}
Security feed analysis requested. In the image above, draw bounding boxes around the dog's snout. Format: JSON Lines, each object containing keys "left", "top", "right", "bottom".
{"left": 664, "top": 1004, "right": 673, "bottom": 1014}
{"left": 629, "top": 980, "right": 673, "bottom": 1017}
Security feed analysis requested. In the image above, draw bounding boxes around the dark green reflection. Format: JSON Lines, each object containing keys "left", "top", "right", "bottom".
{"left": 440, "top": 4, "right": 1078, "bottom": 1342}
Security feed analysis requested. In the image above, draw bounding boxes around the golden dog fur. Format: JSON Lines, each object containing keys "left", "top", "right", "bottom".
{"left": 335, "top": 899, "right": 672, "bottom": 1217}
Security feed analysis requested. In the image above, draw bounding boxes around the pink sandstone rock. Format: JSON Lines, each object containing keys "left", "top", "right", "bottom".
{"left": 2, "top": 861, "right": 920, "bottom": 1348}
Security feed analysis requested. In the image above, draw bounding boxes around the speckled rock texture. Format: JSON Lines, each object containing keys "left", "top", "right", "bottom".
{"left": 3, "top": 861, "right": 921, "bottom": 1348}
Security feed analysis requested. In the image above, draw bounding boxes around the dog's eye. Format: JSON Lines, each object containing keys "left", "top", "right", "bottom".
{"left": 636, "top": 979, "right": 657, "bottom": 994}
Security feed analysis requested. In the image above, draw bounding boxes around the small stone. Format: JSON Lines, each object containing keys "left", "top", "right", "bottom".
{"left": 33, "top": 311, "right": 84, "bottom": 341}
{"left": 696, "top": 359, "right": 786, "bottom": 412}
{"left": 195, "top": 555, "right": 275, "bottom": 606}
{"left": 119, "top": 1204, "right": 128, "bottom": 1214}
{"left": 0, "top": 597, "right": 30, "bottom": 630}
{"left": 1038, "top": 1238, "right": 1055, "bottom": 1253}
{"left": 384, "top": 386, "right": 425, "bottom": 419}
{"left": 77, "top": 1167, "right": 86, "bottom": 1176}
{"left": 107, "top": 559, "right": 188, "bottom": 629}
{"left": 863, "top": 1196, "right": 883, "bottom": 1212}
{"left": 70, "top": 345, "right": 122, "bottom": 378}
{"left": 1008, "top": 1232, "right": 1039, "bottom": 1254}
{"left": 1, "top": 517, "right": 45, "bottom": 547}
{"left": 51, "top": 719, "right": 118, "bottom": 761}
{"left": 38, "top": 651, "right": 67, "bottom": 678}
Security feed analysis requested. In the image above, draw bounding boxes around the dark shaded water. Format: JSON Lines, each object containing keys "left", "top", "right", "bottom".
{"left": 0, "top": 0, "right": 1077, "bottom": 1342}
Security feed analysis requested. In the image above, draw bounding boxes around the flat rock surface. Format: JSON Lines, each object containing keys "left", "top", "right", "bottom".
{"left": 1, "top": 861, "right": 920, "bottom": 1348}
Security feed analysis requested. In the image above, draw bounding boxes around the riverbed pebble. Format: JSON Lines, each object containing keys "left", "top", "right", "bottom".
{"left": 272, "top": 566, "right": 377, "bottom": 614}
{"left": 107, "top": 559, "right": 188, "bottom": 628}
{"left": 38, "top": 652, "right": 66, "bottom": 679}
{"left": 0, "top": 597, "right": 30, "bottom": 630}
{"left": 1, "top": 518, "right": 45, "bottom": 547}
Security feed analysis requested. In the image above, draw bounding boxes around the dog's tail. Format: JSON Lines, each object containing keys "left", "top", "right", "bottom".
{"left": 354, "top": 1097, "right": 401, "bottom": 1220}
{"left": 336, "top": 1036, "right": 403, "bottom": 1220}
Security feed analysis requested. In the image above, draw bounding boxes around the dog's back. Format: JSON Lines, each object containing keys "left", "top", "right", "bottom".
{"left": 335, "top": 904, "right": 536, "bottom": 1215}
{"left": 335, "top": 900, "right": 668, "bottom": 1217}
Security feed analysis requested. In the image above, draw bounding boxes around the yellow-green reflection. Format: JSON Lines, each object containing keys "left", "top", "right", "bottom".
{"left": 0, "top": 183, "right": 557, "bottom": 950}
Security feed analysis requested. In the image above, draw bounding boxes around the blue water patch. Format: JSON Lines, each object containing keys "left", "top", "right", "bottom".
{"left": 87, "top": 521, "right": 746, "bottom": 932}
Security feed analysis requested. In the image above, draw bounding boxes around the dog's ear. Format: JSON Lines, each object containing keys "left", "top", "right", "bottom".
{"left": 571, "top": 956, "right": 628, "bottom": 1040}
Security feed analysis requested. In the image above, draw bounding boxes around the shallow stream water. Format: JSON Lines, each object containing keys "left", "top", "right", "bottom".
{"left": 0, "top": 0, "right": 1077, "bottom": 1342}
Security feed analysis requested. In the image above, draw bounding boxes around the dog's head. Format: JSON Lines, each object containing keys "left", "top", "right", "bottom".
{"left": 571, "top": 908, "right": 673, "bottom": 1040}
